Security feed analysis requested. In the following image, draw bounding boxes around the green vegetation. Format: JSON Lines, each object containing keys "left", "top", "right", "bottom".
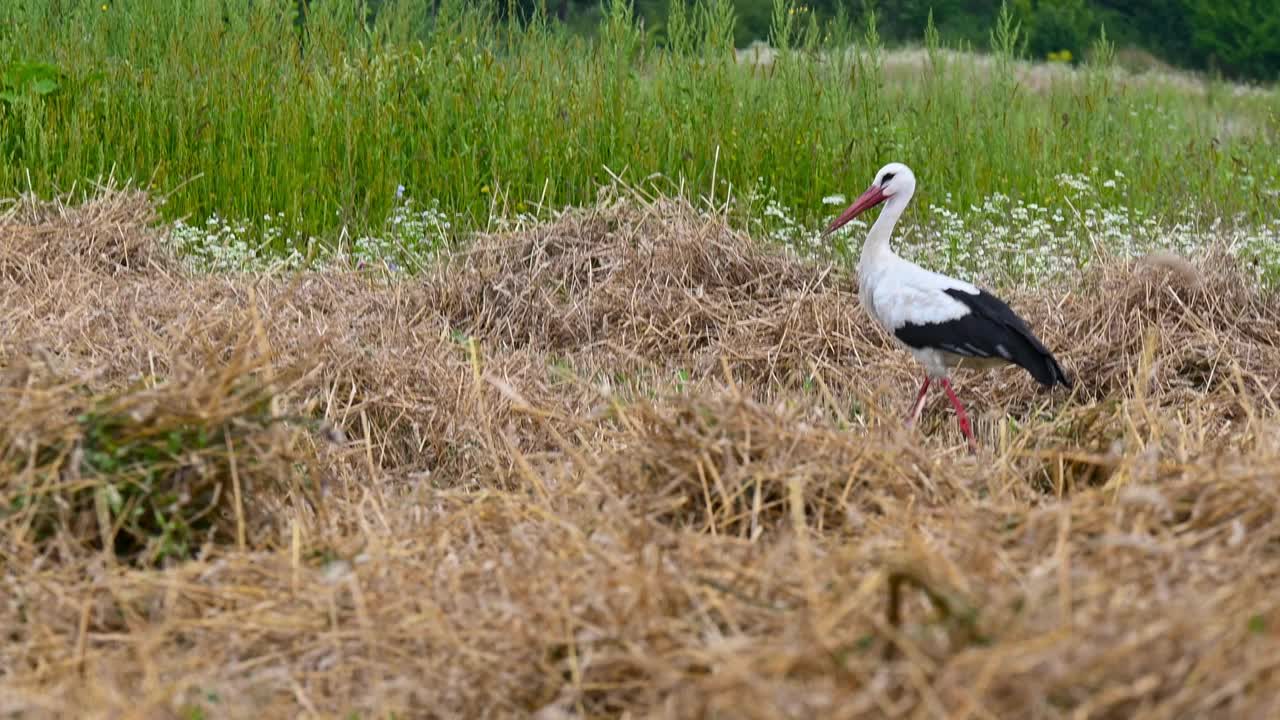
{"left": 0, "top": 347, "right": 310, "bottom": 567}
{"left": 1, "top": 0, "right": 1278, "bottom": 256}
{"left": 529, "top": 0, "right": 1280, "bottom": 82}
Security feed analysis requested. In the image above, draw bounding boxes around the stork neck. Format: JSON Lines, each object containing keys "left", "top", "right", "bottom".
{"left": 860, "top": 191, "right": 910, "bottom": 265}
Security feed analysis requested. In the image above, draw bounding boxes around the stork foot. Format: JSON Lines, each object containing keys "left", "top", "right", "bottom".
{"left": 905, "top": 376, "right": 931, "bottom": 429}
{"left": 940, "top": 379, "right": 978, "bottom": 455}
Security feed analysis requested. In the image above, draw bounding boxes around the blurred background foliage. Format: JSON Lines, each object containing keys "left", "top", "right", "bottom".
{"left": 487, "top": 0, "right": 1278, "bottom": 82}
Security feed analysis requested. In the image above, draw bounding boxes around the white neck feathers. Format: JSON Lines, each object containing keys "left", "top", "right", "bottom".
{"left": 859, "top": 190, "right": 911, "bottom": 272}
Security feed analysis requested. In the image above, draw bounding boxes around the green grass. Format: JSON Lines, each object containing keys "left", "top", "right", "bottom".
{"left": 2, "top": 0, "right": 1278, "bottom": 255}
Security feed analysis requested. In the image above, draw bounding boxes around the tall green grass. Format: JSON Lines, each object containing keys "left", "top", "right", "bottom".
{"left": 2, "top": 0, "right": 1277, "bottom": 252}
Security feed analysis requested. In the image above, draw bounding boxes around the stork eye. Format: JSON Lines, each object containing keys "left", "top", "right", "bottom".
{"left": 881, "top": 173, "right": 896, "bottom": 185}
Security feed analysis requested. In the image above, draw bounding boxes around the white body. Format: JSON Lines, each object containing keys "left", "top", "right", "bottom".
{"left": 853, "top": 164, "right": 1003, "bottom": 379}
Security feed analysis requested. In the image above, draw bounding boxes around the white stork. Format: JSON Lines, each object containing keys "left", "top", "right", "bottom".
{"left": 822, "top": 162, "right": 1072, "bottom": 453}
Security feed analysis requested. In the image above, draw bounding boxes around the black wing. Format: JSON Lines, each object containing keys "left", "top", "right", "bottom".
{"left": 894, "top": 288, "right": 1072, "bottom": 388}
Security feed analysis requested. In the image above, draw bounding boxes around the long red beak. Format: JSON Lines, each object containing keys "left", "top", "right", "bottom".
{"left": 821, "top": 184, "right": 886, "bottom": 238}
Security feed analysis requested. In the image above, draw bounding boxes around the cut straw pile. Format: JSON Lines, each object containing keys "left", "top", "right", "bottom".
{"left": 2, "top": 184, "right": 1279, "bottom": 718}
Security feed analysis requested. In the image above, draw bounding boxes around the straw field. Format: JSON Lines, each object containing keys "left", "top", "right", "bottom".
{"left": 2, "top": 182, "right": 1279, "bottom": 718}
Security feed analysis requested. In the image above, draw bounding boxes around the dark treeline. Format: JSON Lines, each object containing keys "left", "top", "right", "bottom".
{"left": 457, "top": 0, "right": 1277, "bottom": 82}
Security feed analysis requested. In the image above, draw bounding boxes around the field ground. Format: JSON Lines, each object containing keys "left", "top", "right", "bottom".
{"left": 3, "top": 185, "right": 1279, "bottom": 718}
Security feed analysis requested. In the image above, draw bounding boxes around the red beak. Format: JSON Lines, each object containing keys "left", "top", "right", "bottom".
{"left": 821, "top": 184, "right": 886, "bottom": 238}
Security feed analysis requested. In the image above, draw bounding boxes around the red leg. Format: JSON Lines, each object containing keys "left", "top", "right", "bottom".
{"left": 940, "top": 378, "right": 978, "bottom": 454}
{"left": 905, "top": 376, "right": 931, "bottom": 428}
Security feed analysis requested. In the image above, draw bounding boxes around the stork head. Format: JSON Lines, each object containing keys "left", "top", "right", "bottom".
{"left": 821, "top": 162, "right": 916, "bottom": 238}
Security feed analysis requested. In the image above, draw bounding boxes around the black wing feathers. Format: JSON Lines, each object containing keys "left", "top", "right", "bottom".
{"left": 893, "top": 288, "right": 1072, "bottom": 388}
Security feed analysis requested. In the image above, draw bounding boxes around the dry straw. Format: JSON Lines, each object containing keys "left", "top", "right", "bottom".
{"left": 2, "top": 181, "right": 1278, "bottom": 718}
